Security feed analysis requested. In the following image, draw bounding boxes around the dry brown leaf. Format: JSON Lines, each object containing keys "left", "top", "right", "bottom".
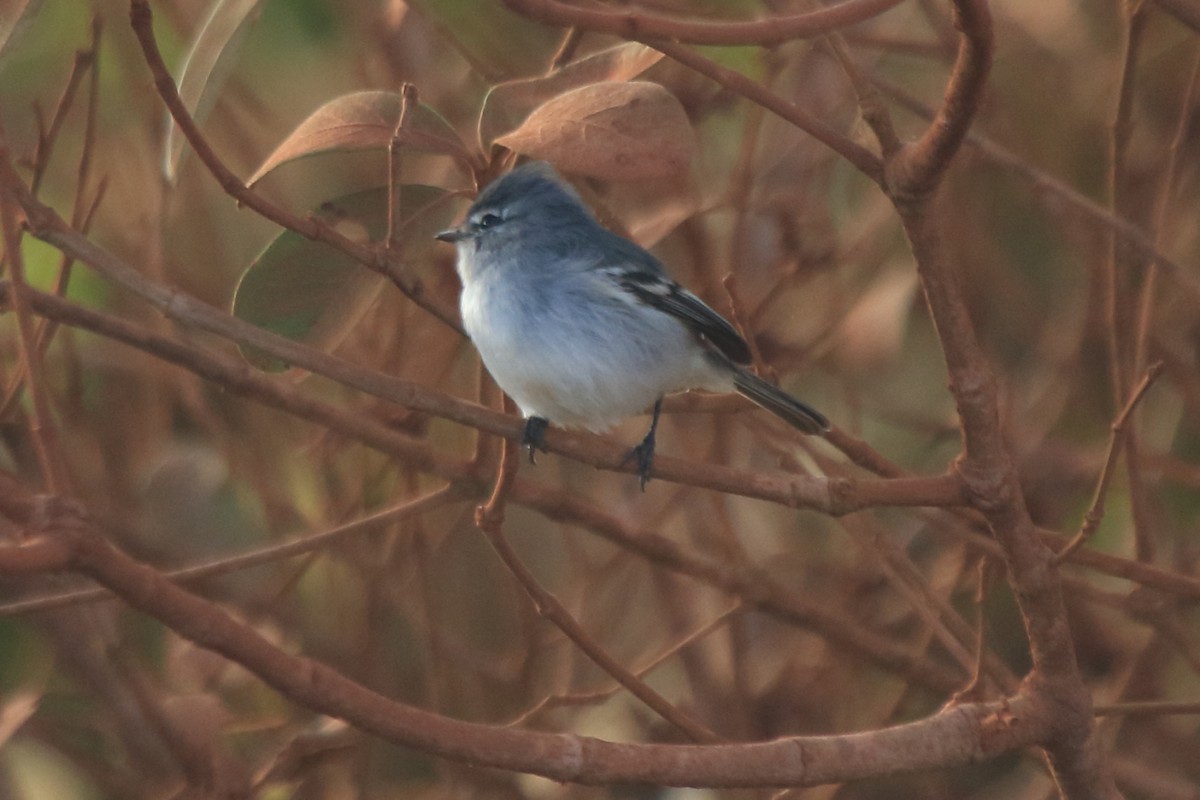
{"left": 496, "top": 81, "right": 694, "bottom": 181}
{"left": 836, "top": 264, "right": 919, "bottom": 369}
{"left": 0, "top": 690, "right": 40, "bottom": 747}
{"left": 248, "top": 91, "right": 475, "bottom": 186}
{"left": 478, "top": 43, "right": 663, "bottom": 148}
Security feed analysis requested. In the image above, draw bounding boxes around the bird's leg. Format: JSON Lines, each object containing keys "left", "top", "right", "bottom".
{"left": 623, "top": 397, "right": 663, "bottom": 491}
{"left": 521, "top": 416, "right": 550, "bottom": 464}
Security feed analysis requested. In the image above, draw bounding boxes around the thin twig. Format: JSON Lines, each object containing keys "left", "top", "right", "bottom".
{"left": 0, "top": 154, "right": 65, "bottom": 493}
{"left": 386, "top": 83, "right": 418, "bottom": 252}
{"left": 0, "top": 487, "right": 462, "bottom": 616}
{"left": 1054, "top": 362, "right": 1164, "bottom": 563}
{"left": 819, "top": 25, "right": 901, "bottom": 157}
{"left": 1094, "top": 700, "right": 1200, "bottom": 717}
{"left": 475, "top": 439, "right": 722, "bottom": 743}
{"left": 506, "top": 603, "right": 743, "bottom": 726}
{"left": 29, "top": 25, "right": 99, "bottom": 196}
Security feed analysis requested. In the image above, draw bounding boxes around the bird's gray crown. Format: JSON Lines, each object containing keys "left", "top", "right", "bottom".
{"left": 467, "top": 162, "right": 592, "bottom": 227}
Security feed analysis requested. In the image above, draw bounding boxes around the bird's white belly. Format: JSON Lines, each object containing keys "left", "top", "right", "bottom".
{"left": 461, "top": 273, "right": 722, "bottom": 431}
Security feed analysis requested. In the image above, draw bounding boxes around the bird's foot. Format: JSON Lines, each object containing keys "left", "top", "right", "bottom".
{"left": 621, "top": 430, "right": 656, "bottom": 492}
{"left": 521, "top": 417, "right": 550, "bottom": 464}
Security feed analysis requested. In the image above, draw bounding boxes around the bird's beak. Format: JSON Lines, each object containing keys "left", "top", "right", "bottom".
{"left": 435, "top": 225, "right": 469, "bottom": 243}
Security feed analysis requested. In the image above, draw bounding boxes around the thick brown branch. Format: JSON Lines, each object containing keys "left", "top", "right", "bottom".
{"left": 888, "top": 1, "right": 1120, "bottom": 793}
{"left": 886, "top": 0, "right": 992, "bottom": 200}
{"left": 0, "top": 474, "right": 1056, "bottom": 787}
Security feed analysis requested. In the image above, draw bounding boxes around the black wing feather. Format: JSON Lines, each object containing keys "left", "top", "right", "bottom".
{"left": 617, "top": 272, "right": 752, "bottom": 364}
{"left": 594, "top": 232, "right": 752, "bottom": 364}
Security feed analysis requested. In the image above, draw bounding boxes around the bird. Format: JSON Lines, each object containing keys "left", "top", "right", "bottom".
{"left": 436, "top": 161, "right": 828, "bottom": 488}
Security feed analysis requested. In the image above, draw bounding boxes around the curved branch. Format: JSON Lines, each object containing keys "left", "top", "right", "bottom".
{"left": 886, "top": 0, "right": 992, "bottom": 199}
{"left": 0, "top": 474, "right": 1054, "bottom": 787}
{"left": 500, "top": 0, "right": 906, "bottom": 47}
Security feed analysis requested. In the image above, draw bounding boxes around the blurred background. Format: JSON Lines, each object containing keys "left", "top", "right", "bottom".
{"left": 0, "top": 0, "right": 1198, "bottom": 797}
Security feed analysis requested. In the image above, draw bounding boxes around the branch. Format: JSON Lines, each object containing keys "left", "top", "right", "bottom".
{"left": 0, "top": 150, "right": 66, "bottom": 492}
{"left": 1156, "top": 0, "right": 1200, "bottom": 33}
{"left": 0, "top": 283, "right": 958, "bottom": 689}
{"left": 500, "top": 0, "right": 906, "bottom": 46}
{"left": 6, "top": 282, "right": 1198, "bottom": 622}
{"left": 0, "top": 161, "right": 962, "bottom": 513}
{"left": 0, "top": 473, "right": 1056, "bottom": 787}
{"left": 1055, "top": 363, "right": 1163, "bottom": 563}
{"left": 874, "top": 75, "right": 1200, "bottom": 307}
{"left": 886, "top": 0, "right": 993, "bottom": 200}
{"left": 0, "top": 487, "right": 463, "bottom": 615}
{"left": 887, "top": 0, "right": 1120, "bottom": 793}
{"left": 476, "top": 440, "right": 722, "bottom": 743}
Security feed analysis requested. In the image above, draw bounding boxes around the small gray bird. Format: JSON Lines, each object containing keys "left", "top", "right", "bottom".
{"left": 436, "top": 162, "right": 828, "bottom": 488}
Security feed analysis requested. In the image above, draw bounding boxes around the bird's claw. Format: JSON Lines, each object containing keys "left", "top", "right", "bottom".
{"left": 521, "top": 417, "right": 549, "bottom": 464}
{"left": 622, "top": 433, "right": 656, "bottom": 492}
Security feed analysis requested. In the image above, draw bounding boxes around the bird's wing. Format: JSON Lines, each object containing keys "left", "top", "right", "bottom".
{"left": 594, "top": 234, "right": 752, "bottom": 365}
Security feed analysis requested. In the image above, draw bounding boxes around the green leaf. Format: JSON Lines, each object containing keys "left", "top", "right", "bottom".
{"left": 232, "top": 184, "right": 458, "bottom": 371}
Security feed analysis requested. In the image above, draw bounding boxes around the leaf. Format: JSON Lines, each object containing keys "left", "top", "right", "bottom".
{"left": 478, "top": 42, "right": 663, "bottom": 149}
{"left": 248, "top": 91, "right": 475, "bottom": 186}
{"left": 0, "top": 690, "right": 39, "bottom": 747}
{"left": 495, "top": 81, "right": 694, "bottom": 181}
{"left": 164, "top": 0, "right": 266, "bottom": 182}
{"left": 233, "top": 184, "right": 457, "bottom": 371}
{"left": 404, "top": 0, "right": 560, "bottom": 81}
{"left": 836, "top": 265, "right": 919, "bottom": 369}
{"left": 0, "top": 0, "right": 45, "bottom": 68}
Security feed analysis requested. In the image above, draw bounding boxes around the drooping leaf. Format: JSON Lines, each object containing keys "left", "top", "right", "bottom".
{"left": 836, "top": 265, "right": 919, "bottom": 369}
{"left": 0, "top": 690, "right": 39, "bottom": 748}
{"left": 164, "top": 0, "right": 266, "bottom": 181}
{"left": 478, "top": 42, "right": 663, "bottom": 149}
{"left": 247, "top": 91, "right": 476, "bottom": 186}
{"left": 495, "top": 81, "right": 694, "bottom": 181}
{"left": 233, "top": 184, "right": 457, "bottom": 371}
{"left": 0, "top": 0, "right": 45, "bottom": 69}
{"left": 404, "top": 0, "right": 559, "bottom": 81}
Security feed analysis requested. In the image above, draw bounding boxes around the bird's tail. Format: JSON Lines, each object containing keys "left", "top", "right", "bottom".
{"left": 732, "top": 368, "right": 829, "bottom": 435}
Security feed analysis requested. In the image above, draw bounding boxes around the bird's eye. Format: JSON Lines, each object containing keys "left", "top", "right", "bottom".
{"left": 477, "top": 212, "right": 502, "bottom": 229}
